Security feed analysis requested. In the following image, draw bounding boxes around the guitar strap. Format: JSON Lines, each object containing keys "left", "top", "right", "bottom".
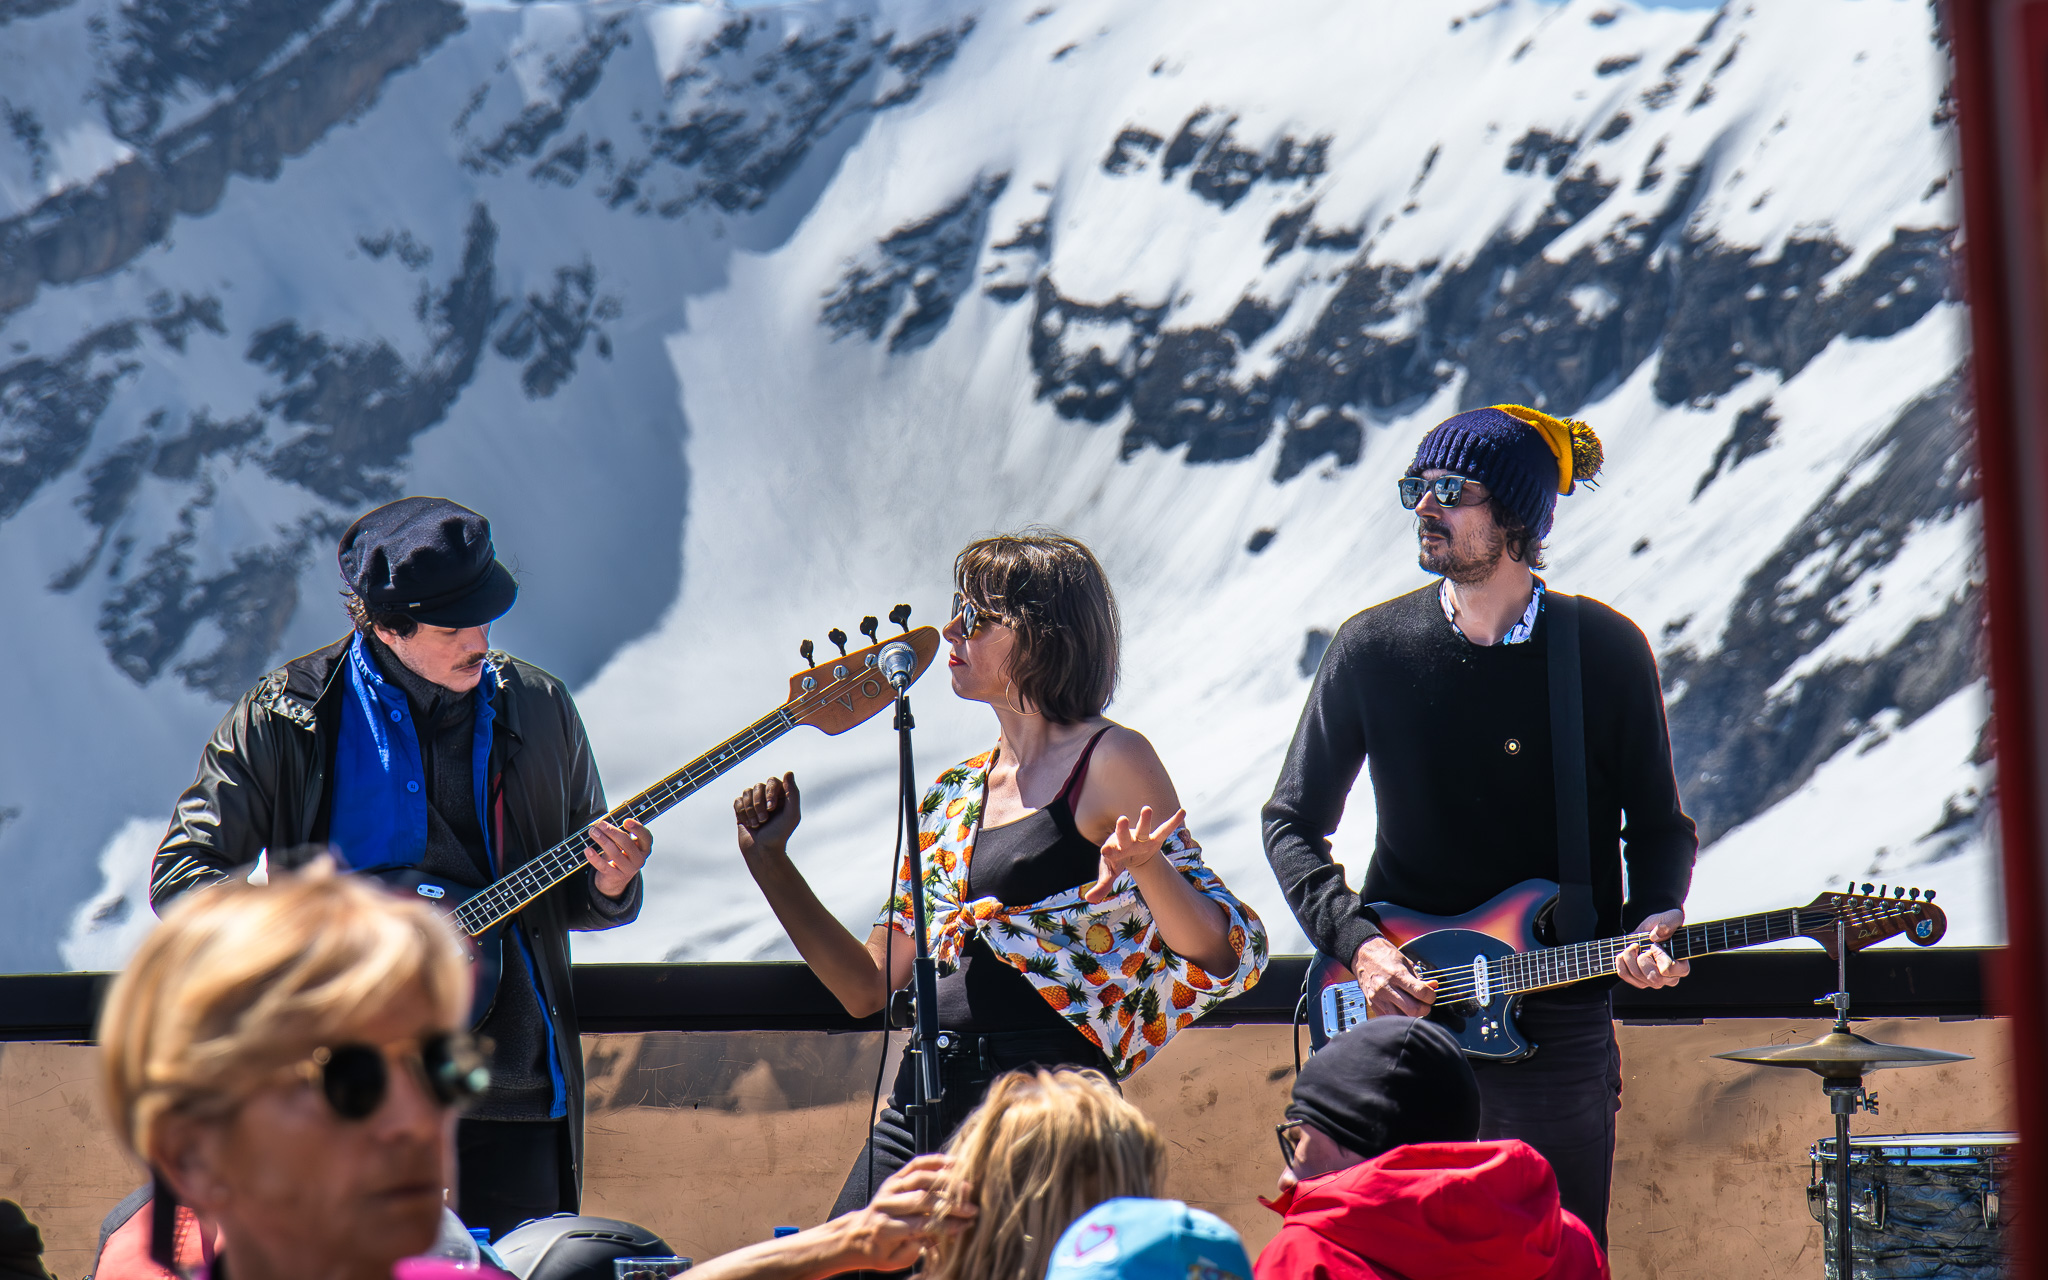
{"left": 1547, "top": 590, "right": 1597, "bottom": 943}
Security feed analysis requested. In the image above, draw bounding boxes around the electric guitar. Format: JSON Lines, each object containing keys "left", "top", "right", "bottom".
{"left": 372, "top": 621, "right": 941, "bottom": 1025}
{"left": 1306, "top": 879, "right": 1947, "bottom": 1061}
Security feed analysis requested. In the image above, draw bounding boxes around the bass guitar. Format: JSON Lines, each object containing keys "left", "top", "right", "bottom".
{"left": 1306, "top": 879, "right": 1946, "bottom": 1060}
{"left": 373, "top": 620, "right": 940, "bottom": 1025}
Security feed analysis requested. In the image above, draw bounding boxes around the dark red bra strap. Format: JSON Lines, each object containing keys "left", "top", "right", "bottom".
{"left": 1055, "top": 727, "right": 1113, "bottom": 809}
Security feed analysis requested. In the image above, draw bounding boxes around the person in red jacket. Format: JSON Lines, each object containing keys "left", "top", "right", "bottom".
{"left": 1256, "top": 1017, "right": 1607, "bottom": 1280}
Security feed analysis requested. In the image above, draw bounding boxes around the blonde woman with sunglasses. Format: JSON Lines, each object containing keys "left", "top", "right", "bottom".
{"left": 98, "top": 865, "right": 488, "bottom": 1280}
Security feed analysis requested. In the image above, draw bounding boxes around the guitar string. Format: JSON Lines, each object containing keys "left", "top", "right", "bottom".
{"left": 454, "top": 704, "right": 809, "bottom": 933}
{"left": 1417, "top": 915, "right": 1788, "bottom": 1002}
{"left": 1380, "top": 902, "right": 1921, "bottom": 1006}
{"left": 1346, "top": 906, "right": 1891, "bottom": 1013}
{"left": 461, "top": 710, "right": 792, "bottom": 931}
{"left": 1417, "top": 905, "right": 1880, "bottom": 1002}
{"left": 1411, "top": 905, "right": 1916, "bottom": 1005}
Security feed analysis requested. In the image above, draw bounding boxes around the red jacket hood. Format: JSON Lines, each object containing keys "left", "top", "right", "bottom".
{"left": 1256, "top": 1140, "right": 1604, "bottom": 1280}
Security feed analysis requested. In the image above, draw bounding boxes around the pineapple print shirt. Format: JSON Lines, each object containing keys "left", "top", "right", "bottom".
{"left": 876, "top": 749, "right": 1269, "bottom": 1077}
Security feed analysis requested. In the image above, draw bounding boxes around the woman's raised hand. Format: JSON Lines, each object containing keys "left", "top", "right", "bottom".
{"left": 850, "top": 1153, "right": 978, "bottom": 1270}
{"left": 1083, "top": 805, "right": 1187, "bottom": 903}
{"left": 734, "top": 772, "right": 802, "bottom": 858}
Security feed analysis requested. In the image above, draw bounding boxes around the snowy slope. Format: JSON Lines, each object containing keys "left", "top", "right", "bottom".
{"left": 0, "top": 0, "right": 1985, "bottom": 972}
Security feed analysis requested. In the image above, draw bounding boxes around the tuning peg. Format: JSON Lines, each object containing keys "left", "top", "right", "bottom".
{"left": 828, "top": 627, "right": 848, "bottom": 656}
{"left": 800, "top": 639, "right": 815, "bottom": 669}
{"left": 860, "top": 616, "right": 880, "bottom": 645}
{"left": 1894, "top": 886, "right": 1906, "bottom": 898}
{"left": 890, "top": 603, "right": 912, "bottom": 632}
{"left": 1862, "top": 883, "right": 1875, "bottom": 895}
{"left": 1925, "top": 889, "right": 1936, "bottom": 901}
{"left": 1909, "top": 887, "right": 1921, "bottom": 899}
{"left": 1878, "top": 885, "right": 1888, "bottom": 898}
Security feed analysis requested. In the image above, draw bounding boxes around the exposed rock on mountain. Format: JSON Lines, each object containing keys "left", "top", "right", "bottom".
{"left": 0, "top": 0, "right": 1986, "bottom": 972}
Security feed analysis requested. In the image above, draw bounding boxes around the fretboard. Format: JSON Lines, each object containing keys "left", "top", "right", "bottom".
{"left": 452, "top": 707, "right": 798, "bottom": 936}
{"left": 1474, "top": 906, "right": 1836, "bottom": 996}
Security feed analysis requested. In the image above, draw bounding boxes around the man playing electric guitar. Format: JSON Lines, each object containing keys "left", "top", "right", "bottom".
{"left": 1262, "top": 405, "right": 1698, "bottom": 1248}
{"left": 151, "top": 496, "right": 652, "bottom": 1240}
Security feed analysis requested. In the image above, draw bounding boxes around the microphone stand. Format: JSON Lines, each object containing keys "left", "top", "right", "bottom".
{"left": 893, "top": 686, "right": 945, "bottom": 1154}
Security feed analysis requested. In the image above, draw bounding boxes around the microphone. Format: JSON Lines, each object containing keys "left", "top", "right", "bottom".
{"left": 879, "top": 640, "right": 918, "bottom": 690}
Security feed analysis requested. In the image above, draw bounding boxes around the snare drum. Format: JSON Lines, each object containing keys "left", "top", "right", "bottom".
{"left": 1807, "top": 1132, "right": 2013, "bottom": 1279}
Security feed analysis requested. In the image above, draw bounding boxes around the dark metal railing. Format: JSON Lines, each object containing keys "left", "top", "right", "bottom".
{"left": 0, "top": 948, "right": 1993, "bottom": 1042}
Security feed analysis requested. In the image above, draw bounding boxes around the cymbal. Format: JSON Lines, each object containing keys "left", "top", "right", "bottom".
{"left": 1714, "top": 1030, "right": 1974, "bottom": 1079}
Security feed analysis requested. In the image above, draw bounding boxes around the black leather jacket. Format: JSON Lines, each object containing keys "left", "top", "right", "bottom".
{"left": 151, "top": 633, "right": 642, "bottom": 1204}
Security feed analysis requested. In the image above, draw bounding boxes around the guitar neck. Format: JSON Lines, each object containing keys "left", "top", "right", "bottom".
{"left": 1497, "top": 905, "right": 1838, "bottom": 996}
{"left": 452, "top": 706, "right": 798, "bottom": 936}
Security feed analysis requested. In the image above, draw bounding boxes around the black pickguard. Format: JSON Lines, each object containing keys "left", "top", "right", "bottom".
{"left": 367, "top": 867, "right": 504, "bottom": 1028}
{"left": 1399, "top": 928, "right": 1534, "bottom": 1062}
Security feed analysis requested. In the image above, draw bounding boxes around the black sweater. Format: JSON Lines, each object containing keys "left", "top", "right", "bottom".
{"left": 367, "top": 635, "right": 603, "bottom": 1120}
{"left": 1261, "top": 585, "right": 1696, "bottom": 968}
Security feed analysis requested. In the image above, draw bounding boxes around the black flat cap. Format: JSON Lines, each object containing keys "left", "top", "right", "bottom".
{"left": 338, "top": 496, "right": 518, "bottom": 628}
{"left": 1287, "top": 1016, "right": 1480, "bottom": 1161}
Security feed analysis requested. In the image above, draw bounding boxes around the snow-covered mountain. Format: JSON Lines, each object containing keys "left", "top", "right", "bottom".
{"left": 0, "top": 0, "right": 1986, "bottom": 973}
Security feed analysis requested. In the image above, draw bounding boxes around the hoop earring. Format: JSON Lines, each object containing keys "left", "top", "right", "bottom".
{"left": 1005, "top": 680, "right": 1039, "bottom": 717}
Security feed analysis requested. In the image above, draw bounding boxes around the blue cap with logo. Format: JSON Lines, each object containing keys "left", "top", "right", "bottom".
{"left": 1046, "top": 1199, "right": 1250, "bottom": 1280}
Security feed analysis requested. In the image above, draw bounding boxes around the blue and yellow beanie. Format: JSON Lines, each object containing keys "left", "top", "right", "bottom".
{"left": 1407, "top": 404, "right": 1604, "bottom": 538}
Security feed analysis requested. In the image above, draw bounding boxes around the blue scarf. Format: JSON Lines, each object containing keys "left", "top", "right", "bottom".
{"left": 328, "top": 632, "right": 498, "bottom": 872}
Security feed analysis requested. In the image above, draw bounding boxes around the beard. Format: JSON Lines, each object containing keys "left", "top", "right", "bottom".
{"left": 1417, "top": 516, "right": 1508, "bottom": 584}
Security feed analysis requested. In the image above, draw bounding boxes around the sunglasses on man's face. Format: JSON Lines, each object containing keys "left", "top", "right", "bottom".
{"left": 294, "top": 1032, "right": 490, "bottom": 1121}
{"left": 1397, "top": 474, "right": 1487, "bottom": 510}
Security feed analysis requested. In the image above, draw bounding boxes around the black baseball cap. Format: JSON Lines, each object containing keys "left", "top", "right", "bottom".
{"left": 338, "top": 496, "right": 518, "bottom": 628}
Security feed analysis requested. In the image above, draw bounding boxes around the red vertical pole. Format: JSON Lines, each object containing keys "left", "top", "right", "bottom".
{"left": 1950, "top": 0, "right": 2048, "bottom": 1263}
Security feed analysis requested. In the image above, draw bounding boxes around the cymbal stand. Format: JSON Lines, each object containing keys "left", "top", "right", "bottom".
{"left": 1818, "top": 912, "right": 1876, "bottom": 1280}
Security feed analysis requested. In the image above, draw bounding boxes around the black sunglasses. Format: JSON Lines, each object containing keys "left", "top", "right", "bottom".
{"left": 951, "top": 591, "right": 998, "bottom": 638}
{"left": 1275, "top": 1118, "right": 1306, "bottom": 1168}
{"left": 1397, "top": 474, "right": 1487, "bottom": 510}
{"left": 295, "top": 1032, "right": 490, "bottom": 1121}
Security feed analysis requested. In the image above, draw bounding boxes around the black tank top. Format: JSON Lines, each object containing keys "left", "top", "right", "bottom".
{"left": 934, "top": 728, "right": 1111, "bottom": 1037}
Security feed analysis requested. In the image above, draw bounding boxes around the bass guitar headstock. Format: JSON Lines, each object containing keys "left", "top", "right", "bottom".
{"left": 785, "top": 610, "right": 942, "bottom": 735}
{"left": 1800, "top": 882, "right": 1947, "bottom": 958}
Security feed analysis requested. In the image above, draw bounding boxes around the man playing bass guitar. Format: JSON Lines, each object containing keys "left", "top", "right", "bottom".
{"left": 150, "top": 495, "right": 652, "bottom": 1241}
{"left": 1261, "top": 405, "right": 1697, "bottom": 1249}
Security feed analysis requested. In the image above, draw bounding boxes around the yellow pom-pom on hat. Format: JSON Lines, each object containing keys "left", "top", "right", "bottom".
{"left": 1490, "top": 404, "right": 1604, "bottom": 495}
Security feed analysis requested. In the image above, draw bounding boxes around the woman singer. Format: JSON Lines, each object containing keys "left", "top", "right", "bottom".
{"left": 732, "top": 530, "right": 1267, "bottom": 1212}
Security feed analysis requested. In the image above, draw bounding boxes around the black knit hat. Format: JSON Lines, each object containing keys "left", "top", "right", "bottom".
{"left": 1408, "top": 404, "right": 1604, "bottom": 539}
{"left": 1286, "top": 1016, "right": 1480, "bottom": 1160}
{"left": 338, "top": 496, "right": 518, "bottom": 628}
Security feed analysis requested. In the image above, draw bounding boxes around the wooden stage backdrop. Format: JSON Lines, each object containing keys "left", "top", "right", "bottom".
{"left": 0, "top": 1017, "right": 2011, "bottom": 1279}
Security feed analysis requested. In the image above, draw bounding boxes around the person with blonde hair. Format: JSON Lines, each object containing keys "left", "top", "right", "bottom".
{"left": 921, "top": 1068, "right": 1164, "bottom": 1280}
{"left": 735, "top": 531, "right": 1266, "bottom": 1214}
{"left": 99, "top": 866, "right": 489, "bottom": 1280}
{"left": 99, "top": 866, "right": 981, "bottom": 1280}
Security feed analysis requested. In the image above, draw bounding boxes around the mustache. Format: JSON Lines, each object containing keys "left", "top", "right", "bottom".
{"left": 1417, "top": 518, "right": 1451, "bottom": 539}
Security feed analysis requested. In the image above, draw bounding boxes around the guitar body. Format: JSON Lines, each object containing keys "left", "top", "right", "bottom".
{"left": 1307, "top": 879, "right": 1563, "bottom": 1063}
{"left": 366, "top": 867, "right": 505, "bottom": 1028}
